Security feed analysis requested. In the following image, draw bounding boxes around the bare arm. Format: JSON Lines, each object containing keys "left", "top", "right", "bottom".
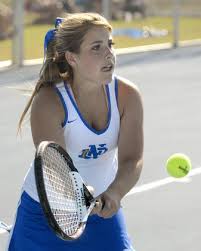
{"left": 31, "top": 86, "right": 66, "bottom": 149}
{"left": 109, "top": 79, "right": 143, "bottom": 197}
{"left": 97, "top": 78, "right": 144, "bottom": 218}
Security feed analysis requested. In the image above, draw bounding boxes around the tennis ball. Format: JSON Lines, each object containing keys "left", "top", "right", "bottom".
{"left": 166, "top": 153, "right": 192, "bottom": 178}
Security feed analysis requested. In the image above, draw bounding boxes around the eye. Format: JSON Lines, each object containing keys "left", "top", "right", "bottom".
{"left": 109, "top": 41, "right": 115, "bottom": 48}
{"left": 92, "top": 44, "right": 101, "bottom": 51}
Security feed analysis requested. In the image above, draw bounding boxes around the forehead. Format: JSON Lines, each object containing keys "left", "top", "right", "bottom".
{"left": 82, "top": 26, "right": 112, "bottom": 45}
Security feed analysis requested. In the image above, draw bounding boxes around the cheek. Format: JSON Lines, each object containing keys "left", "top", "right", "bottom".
{"left": 84, "top": 55, "right": 102, "bottom": 70}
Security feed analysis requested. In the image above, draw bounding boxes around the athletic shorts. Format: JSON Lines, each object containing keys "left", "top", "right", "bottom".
{"left": 7, "top": 191, "right": 135, "bottom": 251}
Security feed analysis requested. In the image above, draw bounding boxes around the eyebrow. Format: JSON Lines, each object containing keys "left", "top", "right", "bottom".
{"left": 90, "top": 39, "right": 113, "bottom": 45}
{"left": 90, "top": 40, "right": 103, "bottom": 45}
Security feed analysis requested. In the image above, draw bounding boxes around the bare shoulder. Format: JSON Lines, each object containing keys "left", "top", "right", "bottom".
{"left": 31, "top": 85, "right": 63, "bottom": 116}
{"left": 31, "top": 85, "right": 65, "bottom": 148}
{"left": 32, "top": 85, "right": 58, "bottom": 106}
{"left": 116, "top": 76, "right": 143, "bottom": 116}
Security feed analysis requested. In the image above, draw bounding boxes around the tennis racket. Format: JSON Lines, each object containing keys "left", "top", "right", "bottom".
{"left": 34, "top": 141, "right": 96, "bottom": 241}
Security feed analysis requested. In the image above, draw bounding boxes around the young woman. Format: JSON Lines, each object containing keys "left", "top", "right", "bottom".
{"left": 8, "top": 13, "right": 143, "bottom": 251}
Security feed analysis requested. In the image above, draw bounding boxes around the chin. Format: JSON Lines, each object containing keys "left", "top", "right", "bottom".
{"left": 101, "top": 72, "right": 114, "bottom": 84}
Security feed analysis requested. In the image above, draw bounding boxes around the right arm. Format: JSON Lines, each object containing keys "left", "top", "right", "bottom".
{"left": 31, "top": 86, "right": 66, "bottom": 149}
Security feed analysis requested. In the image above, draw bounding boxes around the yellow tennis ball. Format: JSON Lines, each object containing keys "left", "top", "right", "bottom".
{"left": 166, "top": 153, "right": 192, "bottom": 178}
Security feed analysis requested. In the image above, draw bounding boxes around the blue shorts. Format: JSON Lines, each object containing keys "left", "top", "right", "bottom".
{"left": 8, "top": 191, "right": 135, "bottom": 251}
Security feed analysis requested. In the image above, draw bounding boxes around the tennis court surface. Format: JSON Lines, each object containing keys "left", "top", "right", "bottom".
{"left": 0, "top": 45, "right": 201, "bottom": 251}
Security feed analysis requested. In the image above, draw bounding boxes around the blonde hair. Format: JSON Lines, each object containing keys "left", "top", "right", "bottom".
{"left": 17, "top": 13, "right": 112, "bottom": 133}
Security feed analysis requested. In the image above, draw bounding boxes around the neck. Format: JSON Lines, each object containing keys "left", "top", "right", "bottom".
{"left": 70, "top": 76, "right": 104, "bottom": 100}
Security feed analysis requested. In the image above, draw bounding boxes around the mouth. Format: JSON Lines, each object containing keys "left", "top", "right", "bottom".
{"left": 101, "top": 64, "right": 114, "bottom": 72}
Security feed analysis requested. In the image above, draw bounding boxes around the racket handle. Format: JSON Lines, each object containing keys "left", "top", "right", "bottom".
{"left": 82, "top": 200, "right": 96, "bottom": 223}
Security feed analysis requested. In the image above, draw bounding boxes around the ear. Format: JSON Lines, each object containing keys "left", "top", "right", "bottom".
{"left": 65, "top": 51, "right": 77, "bottom": 67}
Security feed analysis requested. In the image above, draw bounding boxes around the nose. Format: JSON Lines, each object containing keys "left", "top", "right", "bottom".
{"left": 105, "top": 46, "right": 114, "bottom": 60}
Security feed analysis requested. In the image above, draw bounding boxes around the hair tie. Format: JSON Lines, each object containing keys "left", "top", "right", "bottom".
{"left": 43, "top": 17, "right": 64, "bottom": 60}
{"left": 55, "top": 17, "right": 64, "bottom": 28}
{"left": 44, "top": 29, "right": 56, "bottom": 56}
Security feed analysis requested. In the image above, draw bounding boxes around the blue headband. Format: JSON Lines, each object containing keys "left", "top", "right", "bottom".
{"left": 44, "top": 17, "right": 64, "bottom": 57}
{"left": 44, "top": 29, "right": 55, "bottom": 54}
{"left": 55, "top": 17, "right": 63, "bottom": 28}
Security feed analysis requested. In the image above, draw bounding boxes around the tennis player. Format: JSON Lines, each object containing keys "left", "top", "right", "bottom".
{"left": 7, "top": 13, "right": 143, "bottom": 251}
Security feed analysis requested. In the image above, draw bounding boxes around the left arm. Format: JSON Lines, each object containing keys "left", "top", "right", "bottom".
{"left": 96, "top": 78, "right": 144, "bottom": 218}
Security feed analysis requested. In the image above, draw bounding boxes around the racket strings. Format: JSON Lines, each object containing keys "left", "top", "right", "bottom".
{"left": 42, "top": 147, "right": 81, "bottom": 236}
{"left": 44, "top": 166, "right": 74, "bottom": 198}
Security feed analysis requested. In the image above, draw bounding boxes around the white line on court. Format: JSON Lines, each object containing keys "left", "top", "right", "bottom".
{"left": 1, "top": 168, "right": 200, "bottom": 234}
{"left": 126, "top": 167, "right": 201, "bottom": 196}
{"left": 0, "top": 229, "right": 8, "bottom": 234}
{"left": 0, "top": 224, "right": 11, "bottom": 235}
{"left": 4, "top": 85, "right": 33, "bottom": 96}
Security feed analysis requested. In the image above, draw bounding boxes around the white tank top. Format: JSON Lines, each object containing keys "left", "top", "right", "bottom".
{"left": 23, "top": 77, "right": 120, "bottom": 200}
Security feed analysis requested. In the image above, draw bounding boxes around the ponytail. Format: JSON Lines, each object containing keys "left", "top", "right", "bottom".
{"left": 17, "top": 18, "right": 69, "bottom": 134}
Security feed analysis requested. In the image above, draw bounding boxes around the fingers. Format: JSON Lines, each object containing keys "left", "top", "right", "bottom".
{"left": 98, "top": 199, "right": 117, "bottom": 218}
{"left": 90, "top": 197, "right": 103, "bottom": 215}
{"left": 87, "top": 188, "right": 121, "bottom": 218}
{"left": 96, "top": 191, "right": 121, "bottom": 218}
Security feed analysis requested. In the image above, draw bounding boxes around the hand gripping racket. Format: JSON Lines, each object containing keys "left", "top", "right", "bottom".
{"left": 34, "top": 141, "right": 96, "bottom": 240}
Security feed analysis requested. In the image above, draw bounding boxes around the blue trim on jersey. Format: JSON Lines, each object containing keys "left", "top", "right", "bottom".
{"left": 115, "top": 77, "right": 118, "bottom": 107}
{"left": 54, "top": 86, "right": 68, "bottom": 127}
{"left": 64, "top": 83, "right": 111, "bottom": 135}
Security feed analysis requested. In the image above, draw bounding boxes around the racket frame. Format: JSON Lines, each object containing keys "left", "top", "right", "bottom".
{"left": 34, "top": 141, "right": 94, "bottom": 240}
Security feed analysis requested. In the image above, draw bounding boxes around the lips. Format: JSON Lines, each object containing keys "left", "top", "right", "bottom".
{"left": 101, "top": 64, "right": 114, "bottom": 72}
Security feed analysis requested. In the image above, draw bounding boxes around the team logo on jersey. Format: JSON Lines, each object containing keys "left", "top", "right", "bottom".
{"left": 78, "top": 144, "right": 108, "bottom": 159}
